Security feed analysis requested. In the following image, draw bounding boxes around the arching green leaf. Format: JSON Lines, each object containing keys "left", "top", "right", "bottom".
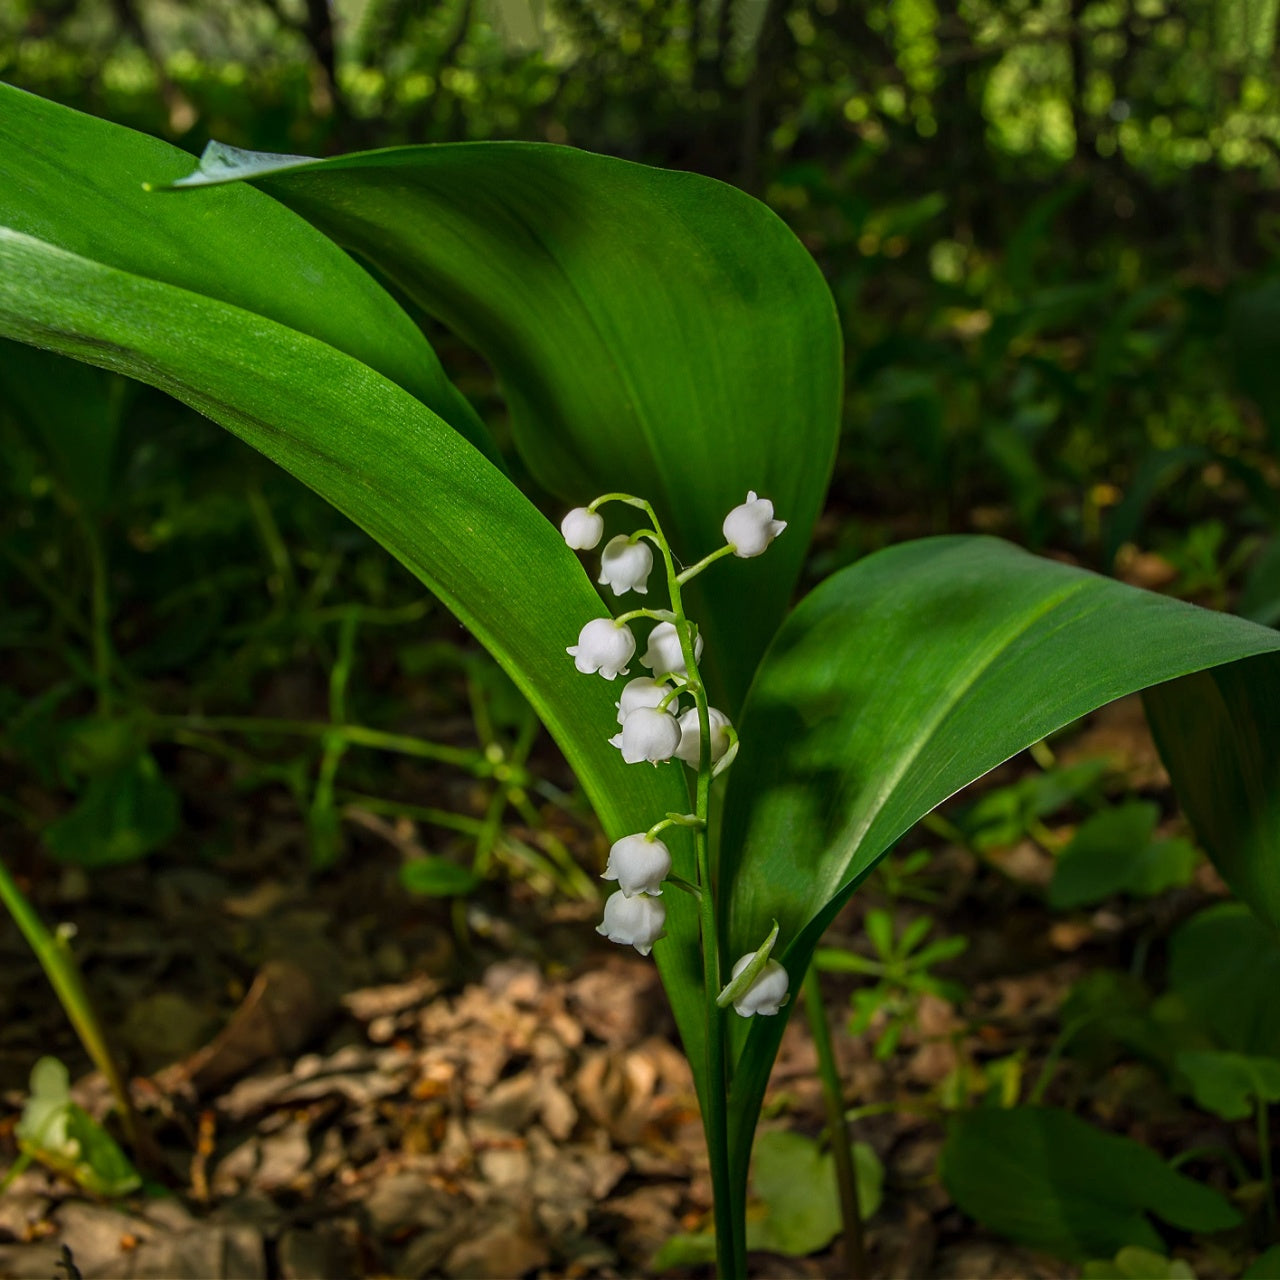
{"left": 719, "top": 535, "right": 1280, "bottom": 1195}
{"left": 162, "top": 138, "right": 843, "bottom": 709}
{"left": 0, "top": 221, "right": 702, "bottom": 1094}
{"left": 0, "top": 83, "right": 495, "bottom": 463}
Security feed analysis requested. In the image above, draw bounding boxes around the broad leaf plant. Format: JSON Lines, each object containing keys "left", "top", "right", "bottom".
{"left": 3, "top": 84, "right": 1280, "bottom": 1276}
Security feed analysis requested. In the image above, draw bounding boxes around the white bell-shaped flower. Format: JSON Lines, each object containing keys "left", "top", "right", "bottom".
{"left": 597, "top": 890, "right": 666, "bottom": 955}
{"left": 608, "top": 706, "right": 681, "bottom": 764}
{"left": 567, "top": 618, "right": 635, "bottom": 680}
{"left": 729, "top": 952, "right": 790, "bottom": 1017}
{"left": 561, "top": 506, "right": 604, "bottom": 550}
{"left": 673, "top": 706, "right": 733, "bottom": 768}
{"left": 602, "top": 833, "right": 671, "bottom": 896}
{"left": 641, "top": 621, "right": 703, "bottom": 677}
{"left": 615, "top": 676, "right": 675, "bottom": 725}
{"left": 723, "top": 491, "right": 787, "bottom": 558}
{"left": 598, "top": 535, "right": 653, "bottom": 596}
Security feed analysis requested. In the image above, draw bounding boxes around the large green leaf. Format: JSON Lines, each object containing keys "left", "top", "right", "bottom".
{"left": 0, "top": 83, "right": 495, "bottom": 464}
{"left": 162, "top": 139, "right": 842, "bottom": 709}
{"left": 0, "top": 216, "right": 700, "bottom": 1080}
{"left": 939, "top": 1106, "right": 1240, "bottom": 1259}
{"left": 1143, "top": 658, "right": 1280, "bottom": 934}
{"left": 719, "top": 536, "right": 1280, "bottom": 1194}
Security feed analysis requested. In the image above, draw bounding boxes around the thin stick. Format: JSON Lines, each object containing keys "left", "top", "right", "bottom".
{"left": 803, "top": 963, "right": 867, "bottom": 1279}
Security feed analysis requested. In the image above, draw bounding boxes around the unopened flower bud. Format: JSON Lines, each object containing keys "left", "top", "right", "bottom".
{"left": 729, "top": 952, "right": 789, "bottom": 1017}
{"left": 598, "top": 535, "right": 653, "bottom": 596}
{"left": 603, "top": 833, "right": 671, "bottom": 896}
{"left": 615, "top": 676, "right": 675, "bottom": 725}
{"left": 608, "top": 706, "right": 681, "bottom": 764}
{"left": 674, "top": 706, "right": 733, "bottom": 768}
{"left": 567, "top": 617, "right": 635, "bottom": 680}
{"left": 561, "top": 506, "right": 604, "bottom": 550}
{"left": 641, "top": 621, "right": 703, "bottom": 677}
{"left": 597, "top": 890, "right": 666, "bottom": 955}
{"left": 723, "top": 491, "right": 786, "bottom": 558}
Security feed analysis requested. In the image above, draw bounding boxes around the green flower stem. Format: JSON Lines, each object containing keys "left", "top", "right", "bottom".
{"left": 613, "top": 606, "right": 676, "bottom": 626}
{"left": 0, "top": 851, "right": 138, "bottom": 1151}
{"left": 666, "top": 873, "right": 703, "bottom": 900}
{"left": 646, "top": 812, "right": 705, "bottom": 840}
{"left": 676, "top": 542, "right": 739, "bottom": 585}
{"left": 639, "top": 498, "right": 740, "bottom": 1279}
{"left": 803, "top": 963, "right": 868, "bottom": 1279}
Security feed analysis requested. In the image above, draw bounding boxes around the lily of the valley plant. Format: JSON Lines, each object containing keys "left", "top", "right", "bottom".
{"left": 2, "top": 84, "right": 1279, "bottom": 1278}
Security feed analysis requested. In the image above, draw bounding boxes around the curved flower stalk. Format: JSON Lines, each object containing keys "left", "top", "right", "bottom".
{"left": 562, "top": 488, "right": 786, "bottom": 1280}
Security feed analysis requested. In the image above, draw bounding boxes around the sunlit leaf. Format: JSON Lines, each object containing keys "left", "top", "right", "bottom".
{"left": 161, "top": 137, "right": 842, "bottom": 709}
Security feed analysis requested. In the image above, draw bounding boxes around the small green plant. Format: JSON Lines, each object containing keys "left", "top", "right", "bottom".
{"left": 815, "top": 911, "right": 968, "bottom": 1059}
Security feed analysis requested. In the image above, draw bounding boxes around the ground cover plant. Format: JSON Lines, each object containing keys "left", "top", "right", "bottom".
{"left": 5, "top": 4, "right": 1280, "bottom": 1277}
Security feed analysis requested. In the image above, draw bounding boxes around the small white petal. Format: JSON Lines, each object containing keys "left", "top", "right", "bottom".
{"left": 596, "top": 891, "right": 666, "bottom": 955}
{"left": 615, "top": 676, "right": 675, "bottom": 725}
{"left": 641, "top": 621, "right": 704, "bottom": 677}
{"left": 603, "top": 834, "right": 672, "bottom": 896}
{"left": 729, "top": 953, "right": 790, "bottom": 1017}
{"left": 598, "top": 535, "right": 653, "bottom": 596}
{"left": 674, "top": 706, "right": 733, "bottom": 767}
{"left": 568, "top": 617, "right": 635, "bottom": 679}
{"left": 614, "top": 706, "right": 681, "bottom": 764}
{"left": 561, "top": 506, "right": 604, "bottom": 550}
{"left": 723, "top": 492, "right": 786, "bottom": 558}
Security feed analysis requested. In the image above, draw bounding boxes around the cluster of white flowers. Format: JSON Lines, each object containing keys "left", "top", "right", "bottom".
{"left": 561, "top": 492, "right": 790, "bottom": 1018}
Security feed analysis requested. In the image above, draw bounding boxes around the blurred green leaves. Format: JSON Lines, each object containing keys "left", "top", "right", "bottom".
{"left": 939, "top": 1106, "right": 1240, "bottom": 1260}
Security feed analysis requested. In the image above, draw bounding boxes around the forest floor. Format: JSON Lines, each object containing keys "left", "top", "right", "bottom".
{"left": 0, "top": 688, "right": 1240, "bottom": 1280}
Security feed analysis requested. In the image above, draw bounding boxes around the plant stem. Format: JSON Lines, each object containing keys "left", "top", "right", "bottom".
{"left": 804, "top": 963, "right": 867, "bottom": 1279}
{"left": 647, "top": 506, "right": 738, "bottom": 1280}
{"left": 677, "top": 542, "right": 739, "bottom": 585}
{"left": 0, "top": 851, "right": 139, "bottom": 1151}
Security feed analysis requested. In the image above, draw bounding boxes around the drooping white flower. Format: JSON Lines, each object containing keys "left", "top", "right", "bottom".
{"left": 641, "top": 621, "right": 703, "bottom": 677}
{"left": 615, "top": 676, "right": 675, "bottom": 725}
{"left": 674, "top": 706, "right": 733, "bottom": 768}
{"left": 729, "top": 952, "right": 790, "bottom": 1017}
{"left": 597, "top": 890, "right": 666, "bottom": 955}
{"left": 608, "top": 706, "right": 681, "bottom": 764}
{"left": 561, "top": 506, "right": 604, "bottom": 550}
{"left": 602, "top": 833, "right": 672, "bottom": 896}
{"left": 567, "top": 617, "right": 635, "bottom": 680}
{"left": 723, "top": 491, "right": 786, "bottom": 558}
{"left": 598, "top": 535, "right": 653, "bottom": 596}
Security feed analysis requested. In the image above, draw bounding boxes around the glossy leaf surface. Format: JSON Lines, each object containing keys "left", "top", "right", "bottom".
{"left": 720, "top": 536, "right": 1280, "bottom": 1181}
{"left": 0, "top": 195, "right": 701, "bottom": 1077}
{"left": 0, "top": 83, "right": 495, "bottom": 462}
{"left": 165, "top": 140, "right": 843, "bottom": 708}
